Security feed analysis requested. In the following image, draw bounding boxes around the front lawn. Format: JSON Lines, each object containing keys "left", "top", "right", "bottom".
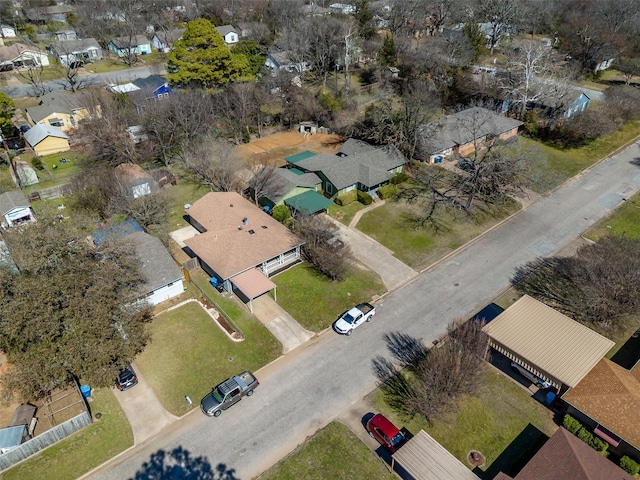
{"left": 136, "top": 299, "right": 281, "bottom": 416}
{"left": 357, "top": 198, "right": 520, "bottom": 270}
{"left": 372, "top": 365, "right": 557, "bottom": 480}
{"left": 1, "top": 388, "right": 133, "bottom": 480}
{"left": 524, "top": 120, "right": 640, "bottom": 192}
{"left": 82, "top": 59, "right": 131, "bottom": 74}
{"left": 274, "top": 263, "right": 386, "bottom": 332}
{"left": 166, "top": 175, "right": 211, "bottom": 228}
{"left": 257, "top": 422, "right": 396, "bottom": 480}
{"left": 327, "top": 201, "right": 366, "bottom": 226}
{"left": 584, "top": 191, "right": 640, "bottom": 241}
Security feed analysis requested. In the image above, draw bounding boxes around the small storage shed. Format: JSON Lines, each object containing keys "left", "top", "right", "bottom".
{"left": 482, "top": 295, "right": 614, "bottom": 391}
{"left": 391, "top": 430, "right": 480, "bottom": 480}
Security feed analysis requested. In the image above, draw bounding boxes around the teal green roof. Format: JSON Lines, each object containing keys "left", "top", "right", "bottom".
{"left": 285, "top": 150, "right": 317, "bottom": 164}
{"left": 290, "top": 167, "right": 306, "bottom": 176}
{"left": 285, "top": 190, "right": 333, "bottom": 214}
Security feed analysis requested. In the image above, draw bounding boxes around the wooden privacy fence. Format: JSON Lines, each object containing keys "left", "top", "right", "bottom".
{"left": 0, "top": 410, "right": 92, "bottom": 471}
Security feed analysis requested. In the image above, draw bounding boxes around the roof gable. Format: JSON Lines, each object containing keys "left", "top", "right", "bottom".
{"left": 110, "top": 35, "right": 150, "bottom": 49}
{"left": 0, "top": 191, "right": 29, "bottom": 216}
{"left": 125, "top": 232, "right": 183, "bottom": 294}
{"left": 23, "top": 124, "right": 68, "bottom": 146}
{"left": 131, "top": 75, "right": 167, "bottom": 91}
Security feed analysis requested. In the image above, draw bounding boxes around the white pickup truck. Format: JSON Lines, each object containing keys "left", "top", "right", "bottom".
{"left": 333, "top": 303, "right": 376, "bottom": 336}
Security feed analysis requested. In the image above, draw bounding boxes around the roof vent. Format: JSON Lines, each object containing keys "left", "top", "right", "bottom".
{"left": 261, "top": 225, "right": 268, "bottom": 229}
{"left": 230, "top": 203, "right": 234, "bottom": 207}
{"left": 242, "top": 217, "right": 248, "bottom": 225}
{"left": 248, "top": 229, "right": 255, "bottom": 235}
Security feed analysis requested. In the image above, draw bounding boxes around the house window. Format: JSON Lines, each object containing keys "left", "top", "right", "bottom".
{"left": 326, "top": 183, "right": 333, "bottom": 194}
{"left": 49, "top": 119, "right": 65, "bottom": 127}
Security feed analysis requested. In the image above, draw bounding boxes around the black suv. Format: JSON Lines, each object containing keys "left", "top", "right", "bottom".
{"left": 116, "top": 364, "right": 138, "bottom": 391}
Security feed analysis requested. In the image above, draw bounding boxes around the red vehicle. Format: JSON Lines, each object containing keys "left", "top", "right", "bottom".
{"left": 366, "top": 413, "right": 406, "bottom": 452}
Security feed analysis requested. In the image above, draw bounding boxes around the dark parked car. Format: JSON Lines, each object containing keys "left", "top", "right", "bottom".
{"left": 366, "top": 413, "right": 406, "bottom": 452}
{"left": 116, "top": 364, "right": 138, "bottom": 391}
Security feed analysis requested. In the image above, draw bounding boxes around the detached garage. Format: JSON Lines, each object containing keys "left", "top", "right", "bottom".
{"left": 482, "top": 295, "right": 614, "bottom": 392}
{"left": 23, "top": 124, "right": 69, "bottom": 156}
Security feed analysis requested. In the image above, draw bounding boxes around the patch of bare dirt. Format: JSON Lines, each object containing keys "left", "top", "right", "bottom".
{"left": 236, "top": 130, "right": 345, "bottom": 166}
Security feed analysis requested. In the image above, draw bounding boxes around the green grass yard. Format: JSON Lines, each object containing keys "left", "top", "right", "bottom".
{"left": 327, "top": 201, "right": 366, "bottom": 226}
{"left": 274, "top": 263, "right": 386, "bottom": 332}
{"left": 0, "top": 388, "right": 133, "bottom": 480}
{"left": 372, "top": 365, "right": 557, "bottom": 480}
{"left": 585, "top": 191, "right": 640, "bottom": 241}
{"left": 257, "top": 422, "right": 396, "bottom": 480}
{"left": 357, "top": 198, "right": 519, "bottom": 270}
{"left": 136, "top": 299, "right": 280, "bottom": 416}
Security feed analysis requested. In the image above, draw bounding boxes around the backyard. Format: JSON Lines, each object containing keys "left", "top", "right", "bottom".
{"left": 135, "top": 292, "right": 281, "bottom": 416}
{"left": 0, "top": 388, "right": 133, "bottom": 480}
{"left": 273, "top": 263, "right": 386, "bottom": 332}
{"left": 257, "top": 422, "right": 396, "bottom": 480}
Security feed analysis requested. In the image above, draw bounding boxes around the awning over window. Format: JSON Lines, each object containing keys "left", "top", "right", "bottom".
{"left": 231, "top": 268, "right": 276, "bottom": 300}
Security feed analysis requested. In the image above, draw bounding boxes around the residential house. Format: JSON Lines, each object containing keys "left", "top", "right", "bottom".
{"left": 0, "top": 43, "right": 49, "bottom": 70}
{"left": 563, "top": 358, "right": 640, "bottom": 460}
{"left": 482, "top": 295, "right": 614, "bottom": 393}
{"left": 47, "top": 38, "right": 102, "bottom": 67}
{"left": 108, "top": 75, "right": 171, "bottom": 114}
{"left": 108, "top": 35, "right": 151, "bottom": 58}
{"left": 265, "top": 50, "right": 312, "bottom": 74}
{"left": 329, "top": 3, "right": 356, "bottom": 14}
{"left": 114, "top": 163, "right": 158, "bottom": 198}
{"left": 237, "top": 22, "right": 257, "bottom": 38}
{"left": 92, "top": 220, "right": 184, "bottom": 306}
{"left": 494, "top": 427, "right": 635, "bottom": 480}
{"left": 214, "top": 25, "right": 239, "bottom": 45}
{"left": 183, "top": 192, "right": 303, "bottom": 306}
{"left": 284, "top": 139, "right": 408, "bottom": 198}
{"left": 24, "top": 4, "right": 75, "bottom": 23}
{"left": 25, "top": 91, "right": 96, "bottom": 133}
{"left": 1, "top": 24, "right": 16, "bottom": 38}
{"left": 0, "top": 191, "right": 35, "bottom": 228}
{"left": 250, "top": 166, "right": 332, "bottom": 215}
{"left": 23, "top": 124, "right": 69, "bottom": 156}
{"left": 417, "top": 107, "right": 523, "bottom": 163}
{"left": 150, "top": 28, "right": 184, "bottom": 52}
{"left": 54, "top": 30, "right": 77, "bottom": 41}
{"left": 535, "top": 91, "right": 591, "bottom": 119}
{"left": 302, "top": 3, "right": 330, "bottom": 16}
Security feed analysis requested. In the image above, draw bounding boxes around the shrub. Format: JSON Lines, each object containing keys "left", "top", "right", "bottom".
{"left": 577, "top": 427, "right": 594, "bottom": 445}
{"left": 357, "top": 191, "right": 373, "bottom": 205}
{"left": 271, "top": 204, "right": 290, "bottom": 223}
{"left": 620, "top": 456, "right": 640, "bottom": 475}
{"left": 390, "top": 172, "right": 408, "bottom": 185}
{"left": 378, "top": 184, "right": 398, "bottom": 199}
{"left": 563, "top": 414, "right": 582, "bottom": 435}
{"left": 335, "top": 190, "right": 357, "bottom": 206}
{"left": 31, "top": 157, "right": 44, "bottom": 170}
{"left": 588, "top": 435, "right": 608, "bottom": 454}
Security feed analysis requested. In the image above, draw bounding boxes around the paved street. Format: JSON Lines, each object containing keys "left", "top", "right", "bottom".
{"left": 0, "top": 65, "right": 165, "bottom": 99}
{"left": 86, "top": 141, "right": 640, "bottom": 480}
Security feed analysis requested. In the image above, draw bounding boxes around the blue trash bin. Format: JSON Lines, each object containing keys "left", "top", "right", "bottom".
{"left": 80, "top": 384, "right": 91, "bottom": 398}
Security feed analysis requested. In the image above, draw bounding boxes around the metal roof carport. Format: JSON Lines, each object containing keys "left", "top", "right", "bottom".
{"left": 391, "top": 430, "right": 480, "bottom": 480}
{"left": 284, "top": 190, "right": 333, "bottom": 215}
{"left": 231, "top": 268, "right": 276, "bottom": 313}
{"left": 482, "top": 295, "right": 614, "bottom": 390}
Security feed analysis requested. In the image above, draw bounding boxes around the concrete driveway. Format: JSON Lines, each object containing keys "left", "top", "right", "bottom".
{"left": 326, "top": 216, "right": 418, "bottom": 292}
{"left": 250, "top": 295, "right": 314, "bottom": 353}
{"left": 114, "top": 362, "right": 178, "bottom": 445}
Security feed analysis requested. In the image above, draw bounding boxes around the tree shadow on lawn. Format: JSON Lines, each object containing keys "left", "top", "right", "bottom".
{"left": 474, "top": 423, "right": 548, "bottom": 480}
{"left": 131, "top": 445, "right": 238, "bottom": 480}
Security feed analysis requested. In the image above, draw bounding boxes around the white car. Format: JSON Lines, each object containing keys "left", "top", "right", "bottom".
{"left": 333, "top": 303, "right": 376, "bottom": 336}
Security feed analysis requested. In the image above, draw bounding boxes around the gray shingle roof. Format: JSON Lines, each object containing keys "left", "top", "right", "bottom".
{"left": 110, "top": 35, "right": 150, "bottom": 49}
{"left": 292, "top": 139, "right": 407, "bottom": 190}
{"left": 263, "top": 168, "right": 322, "bottom": 203}
{"left": 215, "top": 25, "right": 238, "bottom": 37}
{"left": 420, "top": 107, "right": 523, "bottom": 155}
{"left": 26, "top": 91, "right": 92, "bottom": 123}
{"left": 48, "top": 38, "right": 101, "bottom": 56}
{"left": 131, "top": 75, "right": 167, "bottom": 91}
{"left": 23, "top": 124, "right": 68, "bottom": 147}
{"left": 0, "top": 191, "right": 29, "bottom": 216}
{"left": 125, "top": 231, "right": 182, "bottom": 294}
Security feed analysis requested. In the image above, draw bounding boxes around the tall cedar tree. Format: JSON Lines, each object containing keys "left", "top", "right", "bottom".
{"left": 168, "top": 18, "right": 248, "bottom": 89}
{"left": 379, "top": 34, "right": 397, "bottom": 68}
{"left": 0, "top": 216, "right": 151, "bottom": 400}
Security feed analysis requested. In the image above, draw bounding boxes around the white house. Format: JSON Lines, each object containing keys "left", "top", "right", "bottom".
{"left": 215, "top": 25, "right": 239, "bottom": 45}
{"left": 0, "top": 43, "right": 49, "bottom": 70}
{"left": 0, "top": 191, "right": 35, "bottom": 228}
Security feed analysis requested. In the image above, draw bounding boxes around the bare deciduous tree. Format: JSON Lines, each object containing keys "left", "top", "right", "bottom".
{"left": 180, "top": 134, "right": 244, "bottom": 192}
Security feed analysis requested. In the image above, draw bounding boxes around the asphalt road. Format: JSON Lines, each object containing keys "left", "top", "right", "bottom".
{"left": 87, "top": 141, "right": 640, "bottom": 480}
{"left": 0, "top": 65, "right": 164, "bottom": 98}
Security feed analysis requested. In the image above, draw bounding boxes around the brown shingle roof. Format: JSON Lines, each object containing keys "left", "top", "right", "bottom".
{"left": 563, "top": 358, "right": 640, "bottom": 451}
{"left": 513, "top": 427, "right": 634, "bottom": 480}
{"left": 184, "top": 192, "right": 302, "bottom": 280}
